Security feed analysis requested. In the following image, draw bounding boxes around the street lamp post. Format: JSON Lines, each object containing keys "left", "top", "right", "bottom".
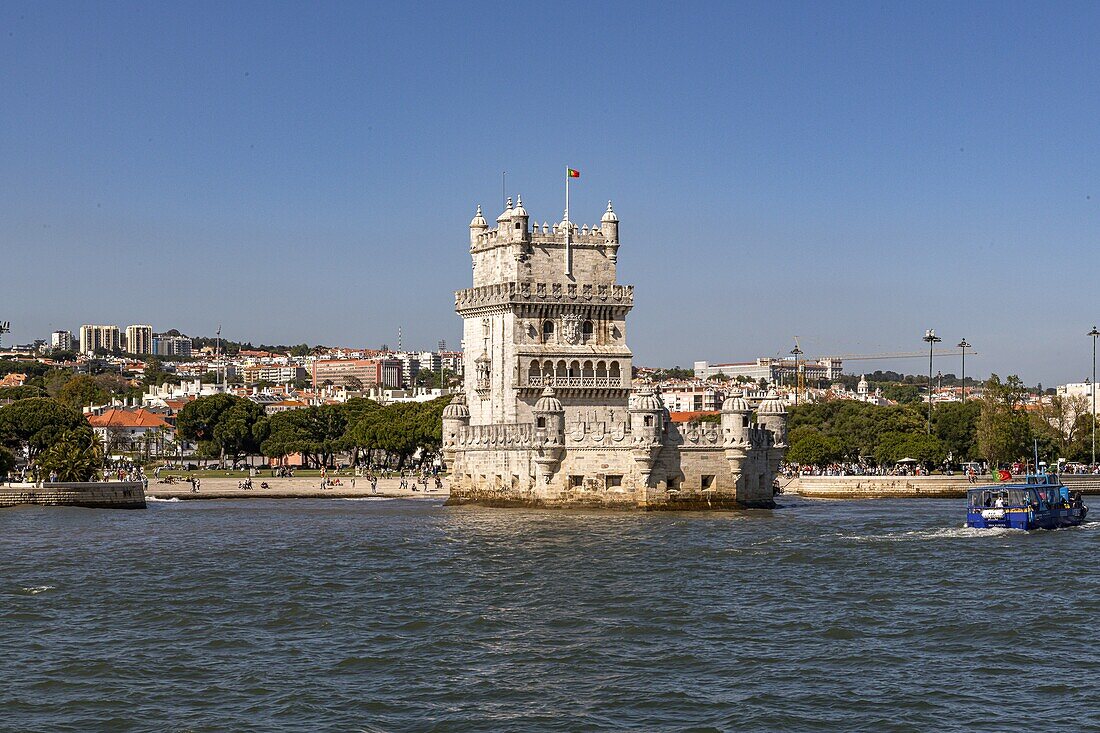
{"left": 1090, "top": 327, "right": 1100, "bottom": 465}
{"left": 957, "top": 339, "right": 971, "bottom": 402}
{"left": 790, "top": 342, "right": 804, "bottom": 407}
{"left": 923, "top": 329, "right": 942, "bottom": 434}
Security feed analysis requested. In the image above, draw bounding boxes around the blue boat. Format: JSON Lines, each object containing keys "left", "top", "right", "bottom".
{"left": 966, "top": 474, "right": 1088, "bottom": 530}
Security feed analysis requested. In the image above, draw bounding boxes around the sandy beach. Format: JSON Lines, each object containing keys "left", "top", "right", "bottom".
{"left": 145, "top": 476, "right": 449, "bottom": 501}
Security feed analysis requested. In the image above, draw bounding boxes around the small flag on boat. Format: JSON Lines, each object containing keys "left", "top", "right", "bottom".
{"left": 567, "top": 168, "right": 580, "bottom": 178}
{"left": 993, "top": 469, "right": 1012, "bottom": 482}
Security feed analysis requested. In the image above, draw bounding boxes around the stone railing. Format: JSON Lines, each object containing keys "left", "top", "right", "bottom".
{"left": 526, "top": 375, "right": 624, "bottom": 389}
{"left": 456, "top": 281, "right": 633, "bottom": 309}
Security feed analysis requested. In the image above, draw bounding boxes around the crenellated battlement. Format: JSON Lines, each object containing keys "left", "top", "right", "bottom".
{"left": 455, "top": 281, "right": 634, "bottom": 309}
{"left": 472, "top": 223, "right": 615, "bottom": 250}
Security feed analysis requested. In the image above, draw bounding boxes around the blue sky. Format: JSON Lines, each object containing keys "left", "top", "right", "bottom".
{"left": 2, "top": 1, "right": 1098, "bottom": 385}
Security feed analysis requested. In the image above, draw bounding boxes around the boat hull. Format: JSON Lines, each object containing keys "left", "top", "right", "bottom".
{"left": 966, "top": 506, "right": 1088, "bottom": 530}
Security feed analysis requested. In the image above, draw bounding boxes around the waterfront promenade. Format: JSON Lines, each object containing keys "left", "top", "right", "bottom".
{"left": 787, "top": 474, "right": 1100, "bottom": 499}
{"left": 146, "top": 476, "right": 449, "bottom": 501}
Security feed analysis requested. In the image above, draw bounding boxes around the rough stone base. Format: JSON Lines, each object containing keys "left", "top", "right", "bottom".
{"left": 445, "top": 489, "right": 774, "bottom": 511}
{"left": 0, "top": 482, "right": 146, "bottom": 509}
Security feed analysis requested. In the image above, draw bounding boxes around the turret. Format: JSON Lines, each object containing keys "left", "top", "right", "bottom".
{"left": 630, "top": 388, "right": 664, "bottom": 445}
{"left": 510, "top": 194, "right": 530, "bottom": 242}
{"left": 720, "top": 389, "right": 751, "bottom": 447}
{"left": 533, "top": 386, "right": 565, "bottom": 442}
{"left": 532, "top": 387, "right": 565, "bottom": 481}
{"left": 630, "top": 387, "right": 665, "bottom": 487}
{"left": 441, "top": 392, "right": 470, "bottom": 469}
{"left": 469, "top": 205, "right": 488, "bottom": 246}
{"left": 757, "top": 389, "right": 788, "bottom": 448}
{"left": 601, "top": 200, "right": 619, "bottom": 244}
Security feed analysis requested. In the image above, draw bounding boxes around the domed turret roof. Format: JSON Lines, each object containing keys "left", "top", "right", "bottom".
{"left": 511, "top": 194, "right": 527, "bottom": 218}
{"left": 601, "top": 200, "right": 618, "bottom": 223}
{"left": 722, "top": 390, "right": 750, "bottom": 412}
{"left": 631, "top": 387, "right": 663, "bottom": 412}
{"left": 469, "top": 204, "right": 487, "bottom": 229}
{"left": 534, "top": 386, "right": 564, "bottom": 413}
{"left": 442, "top": 392, "right": 470, "bottom": 419}
{"left": 757, "top": 389, "right": 786, "bottom": 415}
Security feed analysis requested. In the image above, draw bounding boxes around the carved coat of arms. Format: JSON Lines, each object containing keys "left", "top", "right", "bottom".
{"left": 561, "top": 313, "right": 582, "bottom": 345}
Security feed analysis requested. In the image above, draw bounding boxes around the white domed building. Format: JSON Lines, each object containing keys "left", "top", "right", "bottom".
{"left": 445, "top": 191, "right": 786, "bottom": 509}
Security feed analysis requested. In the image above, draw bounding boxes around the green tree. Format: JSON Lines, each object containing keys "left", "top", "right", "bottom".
{"left": 1032, "top": 393, "right": 1091, "bottom": 462}
{"left": 786, "top": 432, "right": 843, "bottom": 466}
{"left": 211, "top": 399, "right": 267, "bottom": 465}
{"left": 882, "top": 383, "right": 921, "bottom": 404}
{"left": 0, "top": 385, "right": 48, "bottom": 401}
{"left": 0, "top": 398, "right": 88, "bottom": 463}
{"left": 176, "top": 394, "right": 265, "bottom": 465}
{"left": 57, "top": 375, "right": 110, "bottom": 409}
{"left": 262, "top": 405, "right": 348, "bottom": 468}
{"left": 977, "top": 374, "right": 1032, "bottom": 467}
{"left": 38, "top": 427, "right": 104, "bottom": 481}
{"left": 932, "top": 401, "right": 981, "bottom": 463}
{"left": 0, "top": 445, "right": 15, "bottom": 477}
{"left": 787, "top": 400, "right": 926, "bottom": 464}
{"left": 872, "top": 431, "right": 946, "bottom": 466}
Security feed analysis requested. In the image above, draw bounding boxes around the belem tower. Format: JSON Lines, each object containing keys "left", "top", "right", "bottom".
{"left": 442, "top": 192, "right": 787, "bottom": 509}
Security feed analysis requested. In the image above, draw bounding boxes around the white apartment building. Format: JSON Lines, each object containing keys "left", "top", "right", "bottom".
{"left": 1057, "top": 382, "right": 1097, "bottom": 414}
{"left": 51, "top": 330, "right": 74, "bottom": 350}
{"left": 125, "top": 324, "right": 153, "bottom": 355}
{"left": 79, "top": 324, "right": 121, "bottom": 354}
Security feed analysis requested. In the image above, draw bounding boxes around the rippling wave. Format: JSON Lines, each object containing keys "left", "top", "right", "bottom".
{"left": 2, "top": 497, "right": 1098, "bottom": 731}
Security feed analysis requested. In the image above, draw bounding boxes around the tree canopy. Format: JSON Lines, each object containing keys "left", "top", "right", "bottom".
{"left": 0, "top": 398, "right": 88, "bottom": 461}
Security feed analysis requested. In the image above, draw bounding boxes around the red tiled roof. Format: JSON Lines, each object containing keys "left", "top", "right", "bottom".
{"left": 669, "top": 410, "right": 720, "bottom": 423}
{"left": 87, "top": 409, "right": 171, "bottom": 429}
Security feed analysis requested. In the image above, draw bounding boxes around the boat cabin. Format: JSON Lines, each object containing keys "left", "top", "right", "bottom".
{"left": 967, "top": 481, "right": 1071, "bottom": 512}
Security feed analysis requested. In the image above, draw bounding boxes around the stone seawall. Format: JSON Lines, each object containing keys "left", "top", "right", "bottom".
{"left": 0, "top": 482, "right": 146, "bottom": 509}
{"left": 787, "top": 474, "right": 1100, "bottom": 500}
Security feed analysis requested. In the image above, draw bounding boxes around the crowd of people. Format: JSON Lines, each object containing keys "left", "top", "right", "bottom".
{"left": 782, "top": 462, "right": 938, "bottom": 477}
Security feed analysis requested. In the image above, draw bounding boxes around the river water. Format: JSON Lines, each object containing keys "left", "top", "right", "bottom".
{"left": 3, "top": 496, "right": 1099, "bottom": 732}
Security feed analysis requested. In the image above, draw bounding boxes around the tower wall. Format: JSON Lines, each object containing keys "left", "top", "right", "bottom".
{"left": 447, "top": 193, "right": 784, "bottom": 510}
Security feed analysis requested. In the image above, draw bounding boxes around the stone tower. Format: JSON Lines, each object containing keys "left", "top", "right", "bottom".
{"left": 458, "top": 194, "right": 631, "bottom": 429}
{"left": 446, "top": 191, "right": 785, "bottom": 509}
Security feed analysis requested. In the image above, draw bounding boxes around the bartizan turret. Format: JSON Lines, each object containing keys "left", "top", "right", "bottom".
{"left": 757, "top": 388, "right": 788, "bottom": 449}
{"left": 721, "top": 388, "right": 752, "bottom": 448}
{"left": 469, "top": 205, "right": 488, "bottom": 247}
{"left": 630, "top": 387, "right": 665, "bottom": 493}
{"left": 441, "top": 393, "right": 470, "bottom": 469}
{"left": 601, "top": 200, "right": 620, "bottom": 262}
{"left": 532, "top": 387, "right": 565, "bottom": 482}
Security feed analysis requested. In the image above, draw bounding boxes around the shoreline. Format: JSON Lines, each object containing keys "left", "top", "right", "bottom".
{"left": 145, "top": 476, "right": 449, "bottom": 501}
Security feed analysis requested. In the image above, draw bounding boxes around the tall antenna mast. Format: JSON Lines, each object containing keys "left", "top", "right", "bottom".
{"left": 216, "top": 325, "right": 222, "bottom": 386}
{"left": 398, "top": 327, "right": 402, "bottom": 353}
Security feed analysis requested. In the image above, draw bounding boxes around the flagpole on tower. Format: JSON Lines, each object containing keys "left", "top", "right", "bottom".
{"left": 564, "top": 167, "right": 571, "bottom": 276}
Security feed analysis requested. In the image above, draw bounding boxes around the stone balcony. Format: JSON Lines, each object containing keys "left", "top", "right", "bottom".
{"left": 525, "top": 375, "right": 625, "bottom": 389}
{"left": 456, "top": 281, "right": 634, "bottom": 310}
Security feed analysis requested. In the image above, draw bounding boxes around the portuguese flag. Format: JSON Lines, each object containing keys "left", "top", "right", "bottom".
{"left": 992, "top": 469, "right": 1012, "bottom": 482}
{"left": 567, "top": 168, "right": 580, "bottom": 178}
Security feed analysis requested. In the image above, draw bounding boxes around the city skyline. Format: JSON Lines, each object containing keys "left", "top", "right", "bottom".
{"left": 3, "top": 3, "right": 1099, "bottom": 384}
